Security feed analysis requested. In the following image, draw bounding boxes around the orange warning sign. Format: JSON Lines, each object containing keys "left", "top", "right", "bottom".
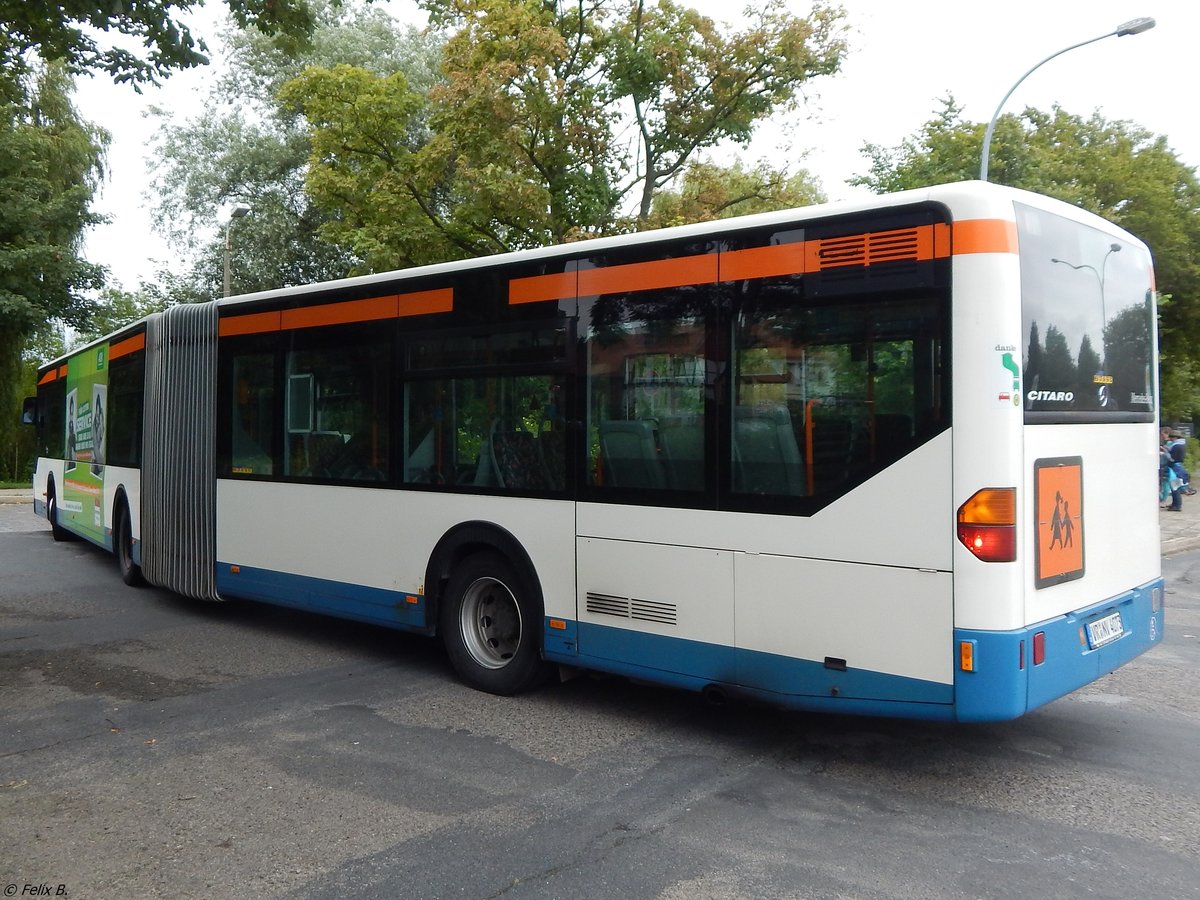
{"left": 1035, "top": 457, "right": 1085, "bottom": 589}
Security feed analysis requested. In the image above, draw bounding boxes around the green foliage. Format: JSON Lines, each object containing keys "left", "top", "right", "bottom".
{"left": 608, "top": 0, "right": 845, "bottom": 220}
{"left": 645, "top": 158, "right": 825, "bottom": 229}
{"left": 0, "top": 64, "right": 107, "bottom": 337}
{"left": 279, "top": 64, "right": 447, "bottom": 271}
{"left": 74, "top": 287, "right": 172, "bottom": 345}
{"left": 0, "top": 0, "right": 317, "bottom": 92}
{"left": 149, "top": 1, "right": 442, "bottom": 293}
{"left": 282, "top": 0, "right": 848, "bottom": 270}
{"left": 854, "top": 98, "right": 1200, "bottom": 420}
{"left": 0, "top": 63, "right": 107, "bottom": 483}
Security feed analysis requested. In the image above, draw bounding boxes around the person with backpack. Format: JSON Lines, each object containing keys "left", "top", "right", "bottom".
{"left": 1168, "top": 431, "right": 1196, "bottom": 496}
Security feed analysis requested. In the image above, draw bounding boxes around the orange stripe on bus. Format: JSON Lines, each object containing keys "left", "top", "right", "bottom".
{"left": 510, "top": 271, "right": 577, "bottom": 305}
{"left": 578, "top": 254, "right": 718, "bottom": 298}
{"left": 220, "top": 288, "right": 453, "bottom": 335}
{"left": 719, "top": 243, "right": 807, "bottom": 282}
{"left": 219, "top": 310, "right": 282, "bottom": 336}
{"left": 38, "top": 369, "right": 58, "bottom": 385}
{"left": 281, "top": 294, "right": 399, "bottom": 330}
{"left": 953, "top": 219, "right": 1018, "bottom": 255}
{"left": 109, "top": 333, "right": 145, "bottom": 360}
{"left": 58, "top": 365, "right": 67, "bottom": 379}
{"left": 397, "top": 287, "right": 453, "bottom": 316}
{"left": 933, "top": 222, "right": 952, "bottom": 258}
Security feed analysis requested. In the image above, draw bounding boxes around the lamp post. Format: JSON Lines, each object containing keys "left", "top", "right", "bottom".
{"left": 979, "top": 17, "right": 1155, "bottom": 182}
{"left": 1051, "top": 242, "right": 1121, "bottom": 329}
{"left": 223, "top": 204, "right": 252, "bottom": 298}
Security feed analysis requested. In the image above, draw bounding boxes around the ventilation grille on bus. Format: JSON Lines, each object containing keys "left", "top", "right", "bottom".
{"left": 585, "top": 592, "right": 678, "bottom": 626}
{"left": 812, "top": 228, "right": 926, "bottom": 269}
{"left": 807, "top": 226, "right": 937, "bottom": 296}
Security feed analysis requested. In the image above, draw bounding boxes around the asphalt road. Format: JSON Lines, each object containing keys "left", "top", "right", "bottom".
{"left": 2, "top": 502, "right": 1198, "bottom": 900}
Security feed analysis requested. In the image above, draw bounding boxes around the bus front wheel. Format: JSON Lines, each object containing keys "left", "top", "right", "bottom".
{"left": 439, "top": 551, "right": 546, "bottom": 695}
{"left": 46, "top": 485, "right": 73, "bottom": 542}
{"left": 114, "top": 501, "right": 143, "bottom": 587}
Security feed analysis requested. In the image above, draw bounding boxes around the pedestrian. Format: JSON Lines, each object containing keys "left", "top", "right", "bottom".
{"left": 1161, "top": 428, "right": 1183, "bottom": 511}
{"left": 1168, "top": 431, "right": 1196, "bottom": 495}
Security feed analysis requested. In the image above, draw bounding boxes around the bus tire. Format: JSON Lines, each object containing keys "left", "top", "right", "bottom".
{"left": 439, "top": 550, "right": 547, "bottom": 695}
{"left": 46, "top": 483, "right": 74, "bottom": 542}
{"left": 114, "top": 499, "right": 144, "bottom": 587}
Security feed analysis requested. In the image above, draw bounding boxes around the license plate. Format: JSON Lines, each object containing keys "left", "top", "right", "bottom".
{"left": 1086, "top": 611, "right": 1124, "bottom": 649}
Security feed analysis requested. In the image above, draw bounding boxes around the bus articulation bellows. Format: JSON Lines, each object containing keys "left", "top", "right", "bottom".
{"left": 25, "top": 180, "right": 1165, "bottom": 721}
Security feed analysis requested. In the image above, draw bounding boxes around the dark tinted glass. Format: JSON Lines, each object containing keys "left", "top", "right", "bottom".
{"left": 1017, "top": 203, "right": 1155, "bottom": 422}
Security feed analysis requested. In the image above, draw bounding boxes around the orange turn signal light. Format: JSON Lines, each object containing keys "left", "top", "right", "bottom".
{"left": 959, "top": 640, "right": 976, "bottom": 672}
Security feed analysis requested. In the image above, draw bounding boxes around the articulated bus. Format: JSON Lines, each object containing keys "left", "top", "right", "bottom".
{"left": 25, "top": 180, "right": 1164, "bottom": 721}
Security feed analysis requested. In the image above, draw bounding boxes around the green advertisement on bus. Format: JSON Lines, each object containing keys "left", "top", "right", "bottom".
{"left": 62, "top": 343, "right": 109, "bottom": 543}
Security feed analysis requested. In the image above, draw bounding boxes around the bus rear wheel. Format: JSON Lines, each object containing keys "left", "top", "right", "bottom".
{"left": 440, "top": 551, "right": 546, "bottom": 695}
{"left": 115, "top": 501, "right": 143, "bottom": 586}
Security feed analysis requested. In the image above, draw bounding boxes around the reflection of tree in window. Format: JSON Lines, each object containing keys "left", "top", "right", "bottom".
{"left": 1104, "top": 302, "right": 1153, "bottom": 409}
{"left": 1075, "top": 335, "right": 1101, "bottom": 408}
{"left": 1025, "top": 321, "right": 1042, "bottom": 393}
{"left": 1040, "top": 325, "right": 1076, "bottom": 393}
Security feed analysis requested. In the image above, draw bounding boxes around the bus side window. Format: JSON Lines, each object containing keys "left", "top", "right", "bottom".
{"left": 283, "top": 336, "right": 390, "bottom": 482}
{"left": 402, "top": 374, "right": 564, "bottom": 492}
{"left": 733, "top": 294, "right": 944, "bottom": 501}
{"left": 230, "top": 353, "right": 276, "bottom": 476}
{"left": 585, "top": 294, "right": 707, "bottom": 495}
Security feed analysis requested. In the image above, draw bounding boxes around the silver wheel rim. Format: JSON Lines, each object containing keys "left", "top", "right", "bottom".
{"left": 459, "top": 575, "right": 522, "bottom": 670}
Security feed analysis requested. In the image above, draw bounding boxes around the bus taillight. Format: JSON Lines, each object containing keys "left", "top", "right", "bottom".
{"left": 957, "top": 488, "right": 1016, "bottom": 562}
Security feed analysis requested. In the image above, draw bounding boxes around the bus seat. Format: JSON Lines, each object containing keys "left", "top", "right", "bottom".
{"left": 538, "top": 422, "right": 565, "bottom": 491}
{"left": 659, "top": 416, "right": 704, "bottom": 491}
{"left": 490, "top": 421, "right": 550, "bottom": 490}
{"left": 404, "top": 428, "right": 435, "bottom": 482}
{"left": 472, "top": 439, "right": 496, "bottom": 486}
{"left": 599, "top": 419, "right": 665, "bottom": 489}
{"left": 809, "top": 413, "right": 853, "bottom": 493}
{"left": 734, "top": 405, "right": 805, "bottom": 496}
{"left": 873, "top": 414, "right": 912, "bottom": 462}
{"left": 307, "top": 432, "right": 347, "bottom": 477}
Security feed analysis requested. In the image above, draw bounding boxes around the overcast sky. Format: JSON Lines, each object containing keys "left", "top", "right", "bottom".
{"left": 76, "top": 0, "right": 1196, "bottom": 290}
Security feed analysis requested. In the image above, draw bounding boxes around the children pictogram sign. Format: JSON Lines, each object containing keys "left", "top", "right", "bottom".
{"left": 1035, "top": 456, "right": 1085, "bottom": 589}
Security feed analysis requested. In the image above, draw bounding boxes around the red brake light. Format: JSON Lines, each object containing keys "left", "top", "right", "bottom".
{"left": 957, "top": 488, "right": 1017, "bottom": 562}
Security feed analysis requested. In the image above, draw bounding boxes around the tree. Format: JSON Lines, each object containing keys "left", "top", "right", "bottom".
{"left": 609, "top": 0, "right": 844, "bottom": 222}
{"left": 645, "top": 158, "right": 825, "bottom": 229}
{"left": 149, "top": 1, "right": 443, "bottom": 296}
{"left": 0, "top": 0, "right": 317, "bottom": 92}
{"left": 73, "top": 286, "right": 172, "bottom": 344}
{"left": 282, "top": 0, "right": 847, "bottom": 270}
{"left": 0, "top": 63, "right": 107, "bottom": 480}
{"left": 855, "top": 98, "right": 1200, "bottom": 420}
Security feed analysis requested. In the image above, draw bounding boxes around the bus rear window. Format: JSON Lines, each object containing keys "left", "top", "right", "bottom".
{"left": 1016, "top": 203, "right": 1155, "bottom": 422}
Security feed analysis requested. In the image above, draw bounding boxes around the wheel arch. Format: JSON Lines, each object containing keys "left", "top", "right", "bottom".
{"left": 424, "top": 521, "right": 545, "bottom": 639}
{"left": 111, "top": 483, "right": 133, "bottom": 523}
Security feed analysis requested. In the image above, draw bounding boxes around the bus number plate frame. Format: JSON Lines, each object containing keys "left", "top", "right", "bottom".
{"left": 1086, "top": 612, "right": 1124, "bottom": 649}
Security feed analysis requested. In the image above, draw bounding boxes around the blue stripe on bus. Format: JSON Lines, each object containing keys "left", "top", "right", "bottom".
{"left": 211, "top": 563, "right": 1162, "bottom": 723}
{"left": 215, "top": 562, "right": 430, "bottom": 631}
{"left": 953, "top": 578, "right": 1165, "bottom": 722}
{"left": 542, "top": 620, "right": 955, "bottom": 715}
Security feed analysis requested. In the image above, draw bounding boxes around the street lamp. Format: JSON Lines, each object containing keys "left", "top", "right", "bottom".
{"left": 979, "top": 17, "right": 1155, "bottom": 182}
{"left": 1051, "top": 242, "right": 1121, "bottom": 328}
{"left": 223, "top": 203, "right": 252, "bottom": 298}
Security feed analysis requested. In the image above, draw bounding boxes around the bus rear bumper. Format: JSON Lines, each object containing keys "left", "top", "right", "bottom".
{"left": 953, "top": 578, "right": 1165, "bottom": 722}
